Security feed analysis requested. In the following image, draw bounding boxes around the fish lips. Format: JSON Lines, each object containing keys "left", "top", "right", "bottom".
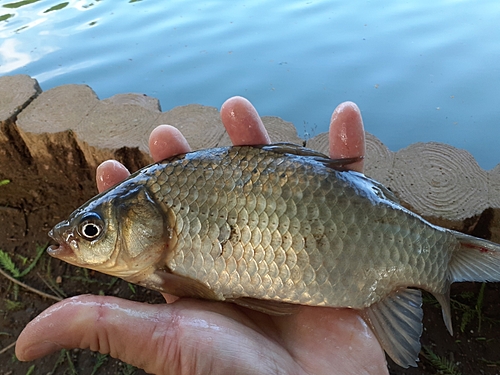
{"left": 47, "top": 221, "right": 78, "bottom": 260}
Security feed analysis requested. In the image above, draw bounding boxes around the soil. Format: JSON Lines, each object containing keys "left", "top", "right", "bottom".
{"left": 2, "top": 118, "right": 500, "bottom": 375}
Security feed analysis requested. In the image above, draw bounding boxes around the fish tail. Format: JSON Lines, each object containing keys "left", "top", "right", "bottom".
{"left": 361, "top": 232, "right": 500, "bottom": 368}
{"left": 433, "top": 230, "right": 500, "bottom": 336}
{"left": 450, "top": 230, "right": 500, "bottom": 283}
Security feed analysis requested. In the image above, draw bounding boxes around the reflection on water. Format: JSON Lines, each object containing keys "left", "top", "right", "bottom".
{"left": 1, "top": 0, "right": 499, "bottom": 169}
{"left": 3, "top": 0, "right": 41, "bottom": 9}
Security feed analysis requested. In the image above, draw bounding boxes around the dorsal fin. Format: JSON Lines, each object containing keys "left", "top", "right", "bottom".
{"left": 260, "top": 143, "right": 363, "bottom": 171}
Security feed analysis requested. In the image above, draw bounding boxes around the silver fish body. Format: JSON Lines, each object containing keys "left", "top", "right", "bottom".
{"left": 48, "top": 143, "right": 500, "bottom": 368}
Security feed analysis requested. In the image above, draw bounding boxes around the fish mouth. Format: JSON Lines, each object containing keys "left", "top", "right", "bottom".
{"left": 47, "top": 243, "right": 74, "bottom": 258}
{"left": 47, "top": 223, "right": 76, "bottom": 260}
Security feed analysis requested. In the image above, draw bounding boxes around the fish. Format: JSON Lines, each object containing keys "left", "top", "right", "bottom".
{"left": 47, "top": 143, "right": 500, "bottom": 368}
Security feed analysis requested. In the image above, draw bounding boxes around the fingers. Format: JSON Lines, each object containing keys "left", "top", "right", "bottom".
{"left": 95, "top": 126, "right": 191, "bottom": 192}
{"left": 16, "top": 295, "right": 179, "bottom": 374}
{"left": 148, "top": 125, "right": 191, "bottom": 162}
{"left": 161, "top": 292, "right": 180, "bottom": 304}
{"left": 220, "top": 96, "right": 271, "bottom": 145}
{"left": 96, "top": 99, "right": 365, "bottom": 193}
{"left": 15, "top": 295, "right": 295, "bottom": 375}
{"left": 329, "top": 102, "right": 365, "bottom": 173}
{"left": 96, "top": 160, "right": 130, "bottom": 193}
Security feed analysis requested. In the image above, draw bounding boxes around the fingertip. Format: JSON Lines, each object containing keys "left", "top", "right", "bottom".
{"left": 15, "top": 296, "right": 82, "bottom": 361}
{"left": 329, "top": 101, "right": 365, "bottom": 173}
{"left": 16, "top": 337, "right": 60, "bottom": 362}
{"left": 220, "top": 96, "right": 270, "bottom": 145}
{"left": 148, "top": 125, "right": 191, "bottom": 162}
{"left": 161, "top": 293, "right": 180, "bottom": 304}
{"left": 96, "top": 160, "right": 130, "bottom": 192}
{"left": 15, "top": 295, "right": 168, "bottom": 367}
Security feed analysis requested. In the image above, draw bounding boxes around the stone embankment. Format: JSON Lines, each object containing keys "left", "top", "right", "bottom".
{"left": 1, "top": 74, "right": 499, "bottom": 249}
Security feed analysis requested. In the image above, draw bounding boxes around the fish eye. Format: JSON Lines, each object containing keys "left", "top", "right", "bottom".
{"left": 78, "top": 213, "right": 105, "bottom": 241}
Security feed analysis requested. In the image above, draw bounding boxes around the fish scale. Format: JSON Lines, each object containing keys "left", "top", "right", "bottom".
{"left": 142, "top": 146, "right": 452, "bottom": 307}
{"left": 48, "top": 143, "right": 500, "bottom": 368}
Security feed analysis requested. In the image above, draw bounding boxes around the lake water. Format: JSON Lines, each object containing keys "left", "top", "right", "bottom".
{"left": 1, "top": 0, "right": 499, "bottom": 169}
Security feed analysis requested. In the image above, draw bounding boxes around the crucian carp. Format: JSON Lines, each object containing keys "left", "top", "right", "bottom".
{"left": 47, "top": 143, "right": 500, "bottom": 368}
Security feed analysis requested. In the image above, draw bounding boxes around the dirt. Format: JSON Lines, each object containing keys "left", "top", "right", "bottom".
{"left": 2, "top": 122, "right": 500, "bottom": 375}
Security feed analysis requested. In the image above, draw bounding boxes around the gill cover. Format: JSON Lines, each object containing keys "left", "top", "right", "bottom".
{"left": 112, "top": 186, "right": 170, "bottom": 275}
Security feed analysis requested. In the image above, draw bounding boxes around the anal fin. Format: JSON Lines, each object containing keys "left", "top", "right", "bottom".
{"left": 432, "top": 288, "right": 453, "bottom": 335}
{"left": 361, "top": 288, "right": 423, "bottom": 368}
{"left": 228, "top": 297, "right": 300, "bottom": 316}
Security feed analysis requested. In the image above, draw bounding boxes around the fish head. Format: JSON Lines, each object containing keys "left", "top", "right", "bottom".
{"left": 48, "top": 182, "right": 172, "bottom": 281}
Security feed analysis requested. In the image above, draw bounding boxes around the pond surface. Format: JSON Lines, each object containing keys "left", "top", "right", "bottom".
{"left": 1, "top": 0, "right": 499, "bottom": 169}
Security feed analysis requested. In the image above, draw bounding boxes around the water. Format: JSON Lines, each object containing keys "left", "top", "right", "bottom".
{"left": 1, "top": 0, "right": 499, "bottom": 169}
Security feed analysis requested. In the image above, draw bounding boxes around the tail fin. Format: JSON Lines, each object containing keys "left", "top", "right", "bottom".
{"left": 449, "top": 230, "right": 500, "bottom": 283}
{"left": 433, "top": 230, "right": 500, "bottom": 336}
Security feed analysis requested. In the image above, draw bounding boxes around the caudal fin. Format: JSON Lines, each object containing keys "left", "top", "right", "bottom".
{"left": 449, "top": 230, "right": 500, "bottom": 283}
{"left": 431, "top": 230, "right": 500, "bottom": 337}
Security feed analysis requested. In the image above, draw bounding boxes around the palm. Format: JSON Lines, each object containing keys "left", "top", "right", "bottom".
{"left": 120, "top": 297, "right": 388, "bottom": 375}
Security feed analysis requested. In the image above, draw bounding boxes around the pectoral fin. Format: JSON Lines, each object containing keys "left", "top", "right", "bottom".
{"left": 361, "top": 288, "right": 423, "bottom": 368}
{"left": 136, "top": 269, "right": 222, "bottom": 300}
{"left": 228, "top": 297, "right": 300, "bottom": 316}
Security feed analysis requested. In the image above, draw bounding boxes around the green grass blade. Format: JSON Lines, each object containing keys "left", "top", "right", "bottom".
{"left": 0, "top": 249, "right": 20, "bottom": 278}
{"left": 91, "top": 353, "right": 109, "bottom": 375}
{"left": 19, "top": 244, "right": 46, "bottom": 277}
{"left": 422, "top": 346, "right": 462, "bottom": 375}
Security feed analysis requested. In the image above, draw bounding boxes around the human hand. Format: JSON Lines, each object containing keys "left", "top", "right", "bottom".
{"left": 16, "top": 97, "right": 388, "bottom": 375}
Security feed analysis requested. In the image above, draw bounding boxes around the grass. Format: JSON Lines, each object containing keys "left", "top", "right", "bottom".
{"left": 91, "top": 353, "right": 109, "bottom": 375}
{"left": 475, "top": 283, "right": 486, "bottom": 333}
{"left": 65, "top": 350, "right": 78, "bottom": 375}
{"left": 0, "top": 249, "right": 20, "bottom": 278}
{"left": 479, "top": 357, "right": 500, "bottom": 366}
{"left": 50, "top": 350, "right": 67, "bottom": 374}
{"left": 121, "top": 363, "right": 137, "bottom": 375}
{"left": 128, "top": 283, "right": 136, "bottom": 294}
{"left": 423, "top": 284, "right": 497, "bottom": 334}
{"left": 4, "top": 299, "right": 23, "bottom": 311}
{"left": 422, "top": 346, "right": 462, "bottom": 375}
{"left": 455, "top": 283, "right": 488, "bottom": 333}
{"left": 0, "top": 245, "right": 46, "bottom": 279}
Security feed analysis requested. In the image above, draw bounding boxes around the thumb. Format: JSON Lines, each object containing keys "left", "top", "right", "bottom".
{"left": 15, "top": 295, "right": 181, "bottom": 374}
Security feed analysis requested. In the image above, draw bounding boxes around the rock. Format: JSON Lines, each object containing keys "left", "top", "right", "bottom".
{"left": 261, "top": 116, "right": 303, "bottom": 145}
{"left": 103, "top": 93, "right": 162, "bottom": 112}
{"left": 389, "top": 142, "right": 489, "bottom": 220}
{"left": 157, "top": 104, "right": 226, "bottom": 150}
{"left": 364, "top": 132, "right": 394, "bottom": 186}
{"left": 0, "top": 75, "right": 41, "bottom": 124}
{"left": 17, "top": 84, "right": 99, "bottom": 134}
{"left": 306, "top": 132, "right": 328, "bottom": 154}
